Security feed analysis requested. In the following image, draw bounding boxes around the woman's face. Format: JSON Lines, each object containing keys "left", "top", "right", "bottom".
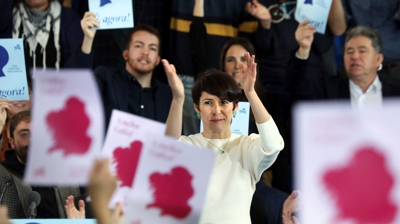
{"left": 195, "top": 91, "right": 237, "bottom": 137}
{"left": 24, "top": 0, "right": 49, "bottom": 11}
{"left": 224, "top": 45, "right": 248, "bottom": 84}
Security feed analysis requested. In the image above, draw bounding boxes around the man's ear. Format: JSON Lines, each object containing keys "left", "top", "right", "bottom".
{"left": 9, "top": 138, "right": 15, "bottom": 150}
{"left": 122, "top": 49, "right": 129, "bottom": 61}
{"left": 376, "top": 53, "right": 384, "bottom": 66}
{"left": 194, "top": 104, "right": 200, "bottom": 113}
{"left": 156, "top": 56, "right": 161, "bottom": 66}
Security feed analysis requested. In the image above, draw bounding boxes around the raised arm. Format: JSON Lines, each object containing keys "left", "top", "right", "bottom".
{"left": 245, "top": 0, "right": 271, "bottom": 29}
{"left": 80, "top": 12, "right": 99, "bottom": 54}
{"left": 244, "top": 0, "right": 272, "bottom": 53}
{"left": 327, "top": 0, "right": 346, "bottom": 36}
{"left": 190, "top": 0, "right": 212, "bottom": 77}
{"left": 163, "top": 60, "right": 185, "bottom": 139}
{"left": 239, "top": 53, "right": 270, "bottom": 124}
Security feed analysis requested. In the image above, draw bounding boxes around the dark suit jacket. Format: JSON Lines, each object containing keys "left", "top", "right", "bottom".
{"left": 286, "top": 55, "right": 400, "bottom": 102}
{"left": 94, "top": 66, "right": 172, "bottom": 129}
{"left": 0, "top": 164, "right": 80, "bottom": 218}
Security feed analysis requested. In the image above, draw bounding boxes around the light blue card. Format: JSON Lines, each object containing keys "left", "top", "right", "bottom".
{"left": 0, "top": 38, "right": 29, "bottom": 101}
{"left": 88, "top": 0, "right": 134, "bottom": 30}
{"left": 200, "top": 102, "right": 250, "bottom": 135}
{"left": 295, "top": 0, "right": 333, "bottom": 34}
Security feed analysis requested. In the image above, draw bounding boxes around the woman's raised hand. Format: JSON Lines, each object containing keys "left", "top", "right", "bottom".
{"left": 81, "top": 12, "right": 100, "bottom": 40}
{"left": 238, "top": 53, "right": 257, "bottom": 94}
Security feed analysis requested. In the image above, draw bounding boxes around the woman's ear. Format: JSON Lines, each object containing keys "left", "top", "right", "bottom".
{"left": 233, "top": 102, "right": 239, "bottom": 111}
{"left": 194, "top": 104, "right": 200, "bottom": 113}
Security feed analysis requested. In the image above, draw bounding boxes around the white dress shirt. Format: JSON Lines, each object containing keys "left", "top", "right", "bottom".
{"left": 349, "top": 75, "right": 383, "bottom": 109}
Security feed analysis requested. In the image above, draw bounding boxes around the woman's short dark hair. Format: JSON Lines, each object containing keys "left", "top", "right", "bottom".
{"left": 192, "top": 69, "right": 242, "bottom": 109}
{"left": 219, "top": 37, "right": 256, "bottom": 71}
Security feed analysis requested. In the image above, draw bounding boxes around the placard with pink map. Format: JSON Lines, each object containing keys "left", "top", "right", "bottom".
{"left": 124, "top": 134, "right": 216, "bottom": 224}
{"left": 24, "top": 69, "right": 104, "bottom": 185}
{"left": 294, "top": 100, "right": 400, "bottom": 223}
{"left": 100, "top": 109, "right": 166, "bottom": 211}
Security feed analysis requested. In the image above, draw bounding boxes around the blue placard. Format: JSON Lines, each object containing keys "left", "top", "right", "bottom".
{"left": 295, "top": 0, "right": 333, "bottom": 34}
{"left": 0, "top": 38, "right": 29, "bottom": 101}
{"left": 11, "top": 219, "right": 97, "bottom": 224}
{"left": 88, "top": 0, "right": 134, "bottom": 30}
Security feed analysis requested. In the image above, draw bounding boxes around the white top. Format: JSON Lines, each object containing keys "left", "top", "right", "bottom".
{"left": 179, "top": 117, "right": 284, "bottom": 224}
{"left": 349, "top": 75, "right": 383, "bottom": 109}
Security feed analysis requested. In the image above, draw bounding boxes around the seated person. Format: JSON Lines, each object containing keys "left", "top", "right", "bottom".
{"left": 1, "top": 0, "right": 83, "bottom": 69}
{"left": 0, "top": 110, "right": 80, "bottom": 218}
{"left": 287, "top": 22, "right": 400, "bottom": 105}
{"left": 77, "top": 13, "right": 172, "bottom": 129}
{"left": 163, "top": 54, "right": 284, "bottom": 223}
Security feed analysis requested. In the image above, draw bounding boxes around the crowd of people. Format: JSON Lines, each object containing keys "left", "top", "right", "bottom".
{"left": 1, "top": 0, "right": 399, "bottom": 223}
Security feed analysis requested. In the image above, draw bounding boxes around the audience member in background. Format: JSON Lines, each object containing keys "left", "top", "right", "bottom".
{"left": 341, "top": 0, "right": 400, "bottom": 86}
{"left": 287, "top": 23, "right": 400, "bottom": 105}
{"left": 0, "top": 0, "right": 83, "bottom": 70}
{"left": 77, "top": 13, "right": 172, "bottom": 130}
{"left": 0, "top": 76, "right": 32, "bottom": 162}
{"left": 163, "top": 54, "right": 284, "bottom": 223}
{"left": 0, "top": 110, "right": 81, "bottom": 218}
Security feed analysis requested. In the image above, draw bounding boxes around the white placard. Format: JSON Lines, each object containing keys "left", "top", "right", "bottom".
{"left": 124, "top": 134, "right": 216, "bottom": 224}
{"left": 24, "top": 69, "right": 104, "bottom": 185}
{"left": 295, "top": 0, "right": 333, "bottom": 34}
{"left": 200, "top": 101, "right": 250, "bottom": 135}
{"left": 88, "top": 0, "right": 134, "bottom": 30}
{"left": 294, "top": 100, "right": 400, "bottom": 223}
{"left": 0, "top": 38, "right": 29, "bottom": 101}
{"left": 101, "top": 109, "right": 166, "bottom": 211}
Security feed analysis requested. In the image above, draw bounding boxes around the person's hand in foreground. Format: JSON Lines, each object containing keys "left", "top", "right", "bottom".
{"left": 282, "top": 190, "right": 301, "bottom": 224}
{"left": 65, "top": 195, "right": 85, "bottom": 219}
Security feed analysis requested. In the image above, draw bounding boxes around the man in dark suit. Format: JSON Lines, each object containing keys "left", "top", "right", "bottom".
{"left": 78, "top": 14, "right": 172, "bottom": 128}
{"left": 287, "top": 21, "right": 400, "bottom": 105}
{"left": 0, "top": 110, "right": 80, "bottom": 218}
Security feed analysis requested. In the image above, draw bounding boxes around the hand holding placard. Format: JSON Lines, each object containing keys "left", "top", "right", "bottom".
{"left": 295, "top": 20, "right": 316, "bottom": 59}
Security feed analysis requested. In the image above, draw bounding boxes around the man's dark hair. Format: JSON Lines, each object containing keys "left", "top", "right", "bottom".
{"left": 124, "top": 24, "right": 161, "bottom": 54}
{"left": 9, "top": 110, "right": 30, "bottom": 139}
{"left": 192, "top": 69, "right": 242, "bottom": 109}
{"left": 345, "top": 26, "right": 382, "bottom": 54}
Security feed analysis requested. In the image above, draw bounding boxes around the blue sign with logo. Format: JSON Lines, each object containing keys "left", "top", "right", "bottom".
{"left": 0, "top": 38, "right": 29, "bottom": 101}
{"left": 295, "top": 0, "right": 333, "bottom": 34}
{"left": 88, "top": 0, "right": 134, "bottom": 30}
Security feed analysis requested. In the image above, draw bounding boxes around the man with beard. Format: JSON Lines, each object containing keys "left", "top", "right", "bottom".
{"left": 77, "top": 12, "right": 172, "bottom": 129}
{"left": 0, "top": 110, "right": 81, "bottom": 218}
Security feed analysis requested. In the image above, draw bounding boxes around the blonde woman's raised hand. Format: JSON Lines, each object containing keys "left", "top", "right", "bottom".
{"left": 238, "top": 53, "right": 257, "bottom": 94}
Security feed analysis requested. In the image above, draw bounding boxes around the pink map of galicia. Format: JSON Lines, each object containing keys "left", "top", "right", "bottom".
{"left": 146, "top": 166, "right": 194, "bottom": 219}
{"left": 323, "top": 146, "right": 397, "bottom": 223}
{"left": 46, "top": 97, "right": 92, "bottom": 156}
